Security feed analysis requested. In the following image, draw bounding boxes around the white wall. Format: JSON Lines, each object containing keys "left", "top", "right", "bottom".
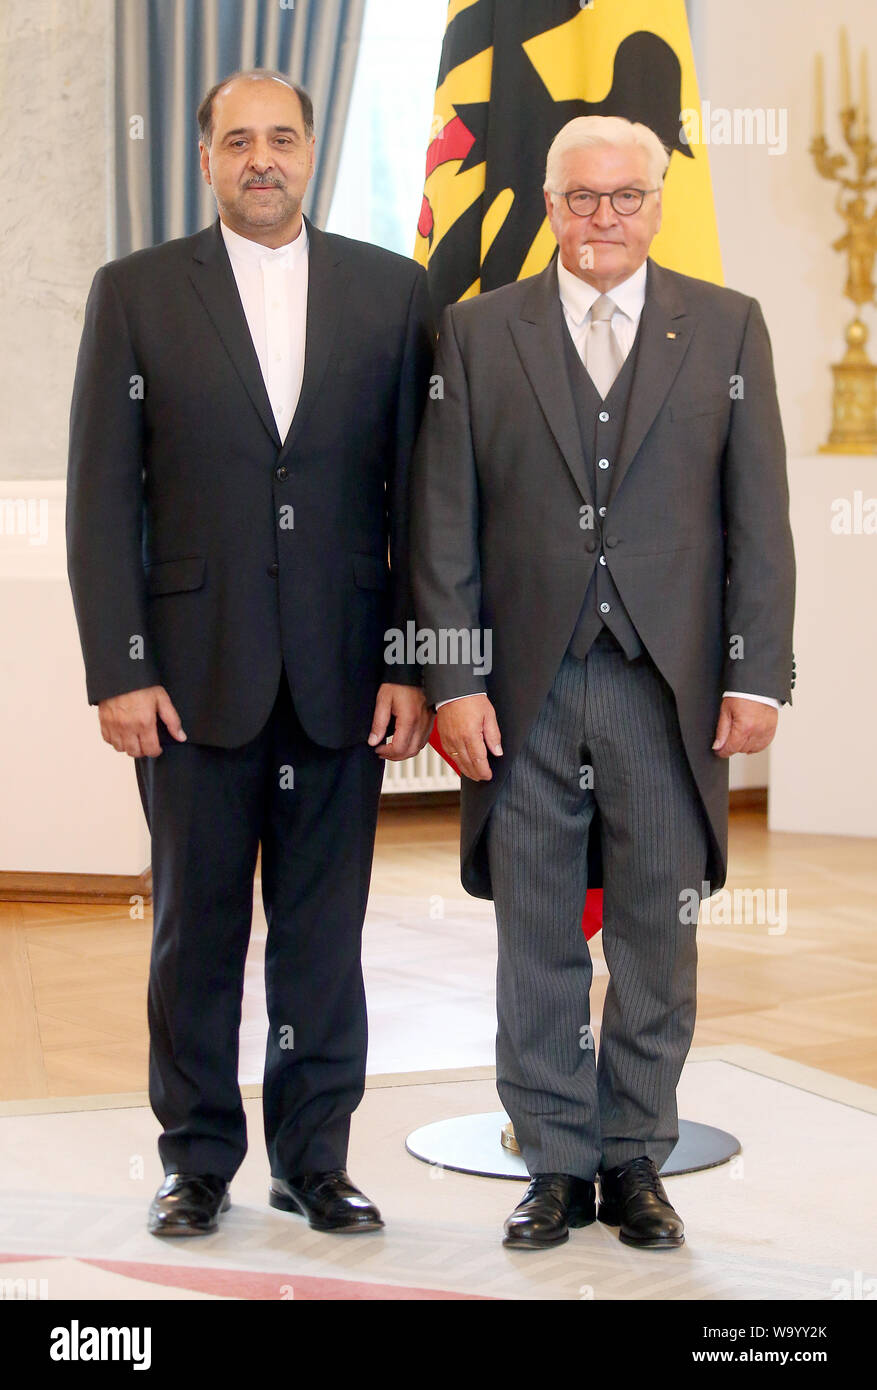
{"left": 0, "top": 483, "right": 150, "bottom": 874}
{"left": 0, "top": 2, "right": 147, "bottom": 877}
{"left": 692, "top": 0, "right": 876, "bottom": 829}
{"left": 692, "top": 0, "right": 876, "bottom": 459}
{"left": 0, "top": 0, "right": 111, "bottom": 484}
{"left": 769, "top": 456, "right": 877, "bottom": 837}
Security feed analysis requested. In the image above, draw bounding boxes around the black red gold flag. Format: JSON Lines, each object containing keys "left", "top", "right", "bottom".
{"left": 415, "top": 0, "right": 723, "bottom": 316}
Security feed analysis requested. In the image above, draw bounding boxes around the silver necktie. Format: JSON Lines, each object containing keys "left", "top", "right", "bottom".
{"left": 584, "top": 294, "right": 624, "bottom": 399}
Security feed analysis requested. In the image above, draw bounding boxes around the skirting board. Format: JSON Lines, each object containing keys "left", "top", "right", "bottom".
{"left": 0, "top": 866, "right": 152, "bottom": 905}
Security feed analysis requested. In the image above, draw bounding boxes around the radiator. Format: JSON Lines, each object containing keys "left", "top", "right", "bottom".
{"left": 381, "top": 744, "right": 461, "bottom": 794}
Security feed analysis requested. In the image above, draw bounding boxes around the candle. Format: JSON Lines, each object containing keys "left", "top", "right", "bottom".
{"left": 840, "top": 27, "right": 851, "bottom": 108}
{"left": 814, "top": 52, "right": 825, "bottom": 136}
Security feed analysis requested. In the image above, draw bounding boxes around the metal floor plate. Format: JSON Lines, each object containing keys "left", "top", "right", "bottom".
{"left": 406, "top": 1113, "right": 740, "bottom": 1180}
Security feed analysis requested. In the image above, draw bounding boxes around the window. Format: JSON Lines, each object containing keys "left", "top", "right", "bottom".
{"left": 326, "top": 0, "right": 448, "bottom": 255}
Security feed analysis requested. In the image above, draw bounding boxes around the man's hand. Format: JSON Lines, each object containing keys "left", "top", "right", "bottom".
{"left": 98, "top": 686, "right": 186, "bottom": 758}
{"left": 712, "top": 696, "right": 778, "bottom": 758}
{"left": 436, "top": 694, "right": 503, "bottom": 781}
{"left": 368, "top": 683, "right": 433, "bottom": 761}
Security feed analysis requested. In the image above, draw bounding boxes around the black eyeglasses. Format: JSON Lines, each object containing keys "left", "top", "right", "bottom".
{"left": 550, "top": 186, "right": 661, "bottom": 217}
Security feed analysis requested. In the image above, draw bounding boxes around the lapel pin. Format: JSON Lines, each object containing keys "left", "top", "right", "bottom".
{"left": 666, "top": 331, "right": 677, "bottom": 339}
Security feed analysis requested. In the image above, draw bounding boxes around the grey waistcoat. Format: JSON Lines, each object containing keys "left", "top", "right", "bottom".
{"left": 562, "top": 315, "right": 644, "bottom": 661}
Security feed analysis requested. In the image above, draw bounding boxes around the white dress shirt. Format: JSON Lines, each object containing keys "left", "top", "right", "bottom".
{"left": 438, "top": 257, "right": 779, "bottom": 714}
{"left": 220, "top": 218, "right": 309, "bottom": 443}
{"left": 556, "top": 254, "right": 646, "bottom": 359}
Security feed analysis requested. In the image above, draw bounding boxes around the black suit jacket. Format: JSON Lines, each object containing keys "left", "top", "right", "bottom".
{"left": 67, "top": 217, "right": 435, "bottom": 748}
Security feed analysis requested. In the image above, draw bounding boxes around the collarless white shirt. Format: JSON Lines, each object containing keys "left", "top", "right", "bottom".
{"left": 556, "top": 255, "right": 647, "bottom": 364}
{"left": 220, "top": 218, "right": 309, "bottom": 443}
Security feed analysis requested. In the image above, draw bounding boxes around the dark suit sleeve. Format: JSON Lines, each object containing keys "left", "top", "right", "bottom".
{"left": 410, "top": 305, "right": 488, "bottom": 708}
{"left": 721, "top": 297, "right": 795, "bottom": 703}
{"left": 383, "top": 263, "right": 436, "bottom": 685}
{"left": 66, "top": 265, "right": 162, "bottom": 704}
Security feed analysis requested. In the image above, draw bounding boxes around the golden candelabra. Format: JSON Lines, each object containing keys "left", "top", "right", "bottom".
{"left": 810, "top": 29, "right": 877, "bottom": 453}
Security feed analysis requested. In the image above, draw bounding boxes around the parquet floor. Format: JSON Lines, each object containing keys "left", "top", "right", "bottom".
{"left": 1, "top": 806, "right": 874, "bottom": 1101}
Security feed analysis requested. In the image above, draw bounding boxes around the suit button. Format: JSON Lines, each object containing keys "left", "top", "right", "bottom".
{"left": 605, "top": 535, "right": 618, "bottom": 547}
{"left": 599, "top": 555, "right": 606, "bottom": 565}
{"left": 598, "top": 506, "right": 607, "bottom": 517}
{"left": 267, "top": 562, "right": 279, "bottom": 578}
{"left": 599, "top": 602, "right": 611, "bottom": 614}
{"left": 598, "top": 458, "right": 610, "bottom": 469}
{"left": 275, "top": 465, "right": 288, "bottom": 481}
{"left": 598, "top": 411, "right": 610, "bottom": 422}
{"left": 584, "top": 537, "right": 597, "bottom": 553}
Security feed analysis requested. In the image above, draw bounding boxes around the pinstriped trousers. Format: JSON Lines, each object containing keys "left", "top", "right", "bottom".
{"left": 486, "top": 631, "right": 710, "bottom": 1179}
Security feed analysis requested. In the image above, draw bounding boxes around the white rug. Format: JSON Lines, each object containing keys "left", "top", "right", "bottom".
{"left": 0, "top": 1048, "right": 874, "bottom": 1300}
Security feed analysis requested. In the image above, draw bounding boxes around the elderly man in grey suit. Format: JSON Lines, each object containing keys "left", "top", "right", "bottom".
{"left": 412, "top": 116, "right": 794, "bottom": 1251}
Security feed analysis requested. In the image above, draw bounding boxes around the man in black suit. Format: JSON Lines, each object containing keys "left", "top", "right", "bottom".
{"left": 67, "top": 70, "right": 434, "bottom": 1237}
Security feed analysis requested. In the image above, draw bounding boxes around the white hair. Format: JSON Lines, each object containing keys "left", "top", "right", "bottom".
{"left": 544, "top": 116, "right": 670, "bottom": 197}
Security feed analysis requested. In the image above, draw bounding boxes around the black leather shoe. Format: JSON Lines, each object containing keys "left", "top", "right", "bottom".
{"left": 598, "top": 1156, "right": 684, "bottom": 1249}
{"left": 268, "top": 1170, "right": 384, "bottom": 1233}
{"left": 148, "top": 1173, "right": 230, "bottom": 1237}
{"left": 502, "top": 1173, "right": 597, "bottom": 1250}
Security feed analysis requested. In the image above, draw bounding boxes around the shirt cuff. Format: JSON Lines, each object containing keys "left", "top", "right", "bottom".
{"left": 435, "top": 694, "right": 482, "bottom": 709}
{"left": 722, "top": 691, "right": 781, "bottom": 710}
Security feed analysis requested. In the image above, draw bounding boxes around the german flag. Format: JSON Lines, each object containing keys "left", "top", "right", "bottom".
{"left": 420, "top": 0, "right": 723, "bottom": 939}
{"left": 415, "top": 0, "right": 723, "bottom": 316}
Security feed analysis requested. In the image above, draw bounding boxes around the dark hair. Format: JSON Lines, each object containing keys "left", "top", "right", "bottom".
{"left": 197, "top": 69, "right": 314, "bottom": 146}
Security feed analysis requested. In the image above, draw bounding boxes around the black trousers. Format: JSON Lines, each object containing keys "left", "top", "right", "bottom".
{"left": 135, "top": 670, "right": 385, "bottom": 1181}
